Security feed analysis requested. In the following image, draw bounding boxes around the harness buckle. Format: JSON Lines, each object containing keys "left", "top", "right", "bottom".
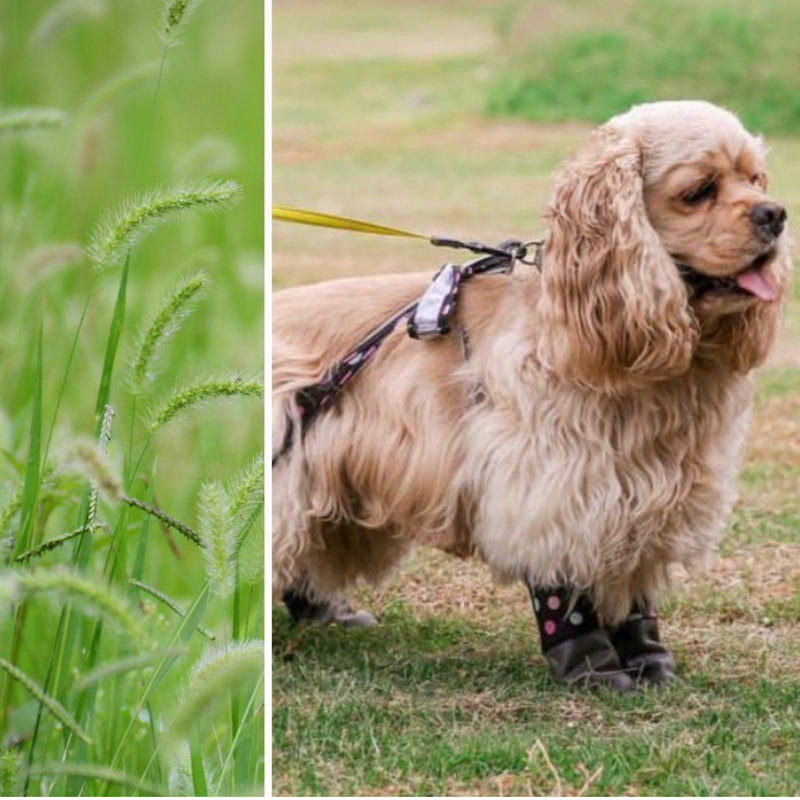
{"left": 407, "top": 262, "right": 462, "bottom": 339}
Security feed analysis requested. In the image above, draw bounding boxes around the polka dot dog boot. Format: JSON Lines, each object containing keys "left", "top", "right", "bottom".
{"left": 608, "top": 602, "right": 676, "bottom": 685}
{"left": 524, "top": 581, "right": 635, "bottom": 693}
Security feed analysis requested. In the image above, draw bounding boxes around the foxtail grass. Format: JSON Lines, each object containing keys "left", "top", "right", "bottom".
{"left": 227, "top": 453, "right": 265, "bottom": 520}
{"left": 175, "top": 136, "right": 238, "bottom": 177}
{"left": 30, "top": 0, "right": 107, "bottom": 47}
{"left": 168, "top": 640, "right": 263, "bottom": 739}
{"left": 128, "top": 270, "right": 211, "bottom": 395}
{"left": 87, "top": 180, "right": 242, "bottom": 272}
{"left": 0, "top": 107, "right": 66, "bottom": 136}
{"left": 6, "top": 0, "right": 263, "bottom": 793}
{"left": 227, "top": 453, "right": 265, "bottom": 556}
{"left": 198, "top": 482, "right": 234, "bottom": 598}
{"left": 122, "top": 495, "right": 201, "bottom": 546}
{"left": 0, "top": 657, "right": 92, "bottom": 745}
{"left": 0, "top": 748, "right": 24, "bottom": 797}
{"left": 14, "top": 524, "right": 93, "bottom": 563}
{"left": 145, "top": 374, "right": 263, "bottom": 432}
{"left": 19, "top": 243, "right": 83, "bottom": 287}
{"left": 0, "top": 482, "right": 23, "bottom": 541}
{"left": 6, "top": 568, "right": 141, "bottom": 642}
{"left": 60, "top": 436, "right": 123, "bottom": 503}
{"left": 78, "top": 61, "right": 161, "bottom": 120}
{"left": 162, "top": 0, "right": 206, "bottom": 46}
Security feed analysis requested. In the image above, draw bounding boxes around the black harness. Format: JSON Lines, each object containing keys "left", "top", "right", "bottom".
{"left": 272, "top": 238, "right": 544, "bottom": 466}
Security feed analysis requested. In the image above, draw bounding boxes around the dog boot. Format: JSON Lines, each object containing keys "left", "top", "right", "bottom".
{"left": 525, "top": 580, "right": 636, "bottom": 693}
{"left": 282, "top": 588, "right": 377, "bottom": 628}
{"left": 608, "top": 603, "right": 676, "bottom": 685}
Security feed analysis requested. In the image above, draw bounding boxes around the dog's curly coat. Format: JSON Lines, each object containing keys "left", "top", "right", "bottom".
{"left": 272, "top": 101, "right": 792, "bottom": 626}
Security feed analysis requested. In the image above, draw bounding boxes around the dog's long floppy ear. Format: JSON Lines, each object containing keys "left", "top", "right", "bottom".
{"left": 538, "top": 126, "right": 699, "bottom": 391}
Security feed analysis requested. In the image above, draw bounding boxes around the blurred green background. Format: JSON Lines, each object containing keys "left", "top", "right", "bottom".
{"left": 273, "top": 1, "right": 800, "bottom": 795}
{"left": 0, "top": 0, "right": 263, "bottom": 586}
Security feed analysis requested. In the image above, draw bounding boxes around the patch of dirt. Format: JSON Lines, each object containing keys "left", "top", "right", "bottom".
{"left": 273, "top": 117, "right": 590, "bottom": 167}
{"left": 747, "top": 393, "right": 800, "bottom": 466}
{"left": 273, "top": 10, "right": 496, "bottom": 64}
{"left": 356, "top": 548, "right": 531, "bottom": 624}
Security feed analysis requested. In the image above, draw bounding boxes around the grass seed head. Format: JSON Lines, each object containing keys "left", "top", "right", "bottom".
{"left": 162, "top": 0, "right": 206, "bottom": 46}
{"left": 30, "top": 0, "right": 106, "bottom": 47}
{"left": 15, "top": 567, "right": 141, "bottom": 643}
{"left": 78, "top": 61, "right": 160, "bottom": 121}
{"left": 227, "top": 452, "right": 264, "bottom": 557}
{"left": 19, "top": 243, "right": 84, "bottom": 288}
{"left": 128, "top": 270, "right": 211, "bottom": 395}
{"left": 0, "top": 656, "right": 93, "bottom": 745}
{"left": 60, "top": 436, "right": 123, "bottom": 502}
{"left": 145, "top": 374, "right": 263, "bottom": 433}
{"left": 175, "top": 136, "right": 238, "bottom": 177}
{"left": 0, "top": 748, "right": 24, "bottom": 798}
{"left": 0, "top": 107, "right": 67, "bottom": 136}
{"left": 169, "top": 640, "right": 263, "bottom": 737}
{"left": 198, "top": 480, "right": 235, "bottom": 598}
{"left": 87, "top": 179, "right": 242, "bottom": 272}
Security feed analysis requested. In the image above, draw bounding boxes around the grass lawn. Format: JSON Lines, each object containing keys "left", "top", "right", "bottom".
{"left": 272, "top": 0, "right": 800, "bottom": 795}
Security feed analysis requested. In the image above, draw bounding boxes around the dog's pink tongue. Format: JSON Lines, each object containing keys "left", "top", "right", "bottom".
{"left": 736, "top": 268, "right": 778, "bottom": 301}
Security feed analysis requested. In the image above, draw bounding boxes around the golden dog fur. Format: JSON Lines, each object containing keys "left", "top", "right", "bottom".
{"left": 272, "top": 101, "right": 792, "bottom": 625}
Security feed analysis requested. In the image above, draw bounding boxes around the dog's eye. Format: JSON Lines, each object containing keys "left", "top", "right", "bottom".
{"left": 682, "top": 179, "right": 717, "bottom": 205}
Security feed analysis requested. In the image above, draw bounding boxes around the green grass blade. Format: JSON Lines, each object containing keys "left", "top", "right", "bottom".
{"left": 219, "top": 672, "right": 264, "bottom": 793}
{"left": 71, "top": 254, "right": 128, "bottom": 574}
{"left": 189, "top": 732, "right": 208, "bottom": 796}
{"left": 42, "top": 276, "right": 96, "bottom": 465}
{"left": 14, "top": 318, "right": 43, "bottom": 559}
{"left": 94, "top": 253, "right": 129, "bottom": 424}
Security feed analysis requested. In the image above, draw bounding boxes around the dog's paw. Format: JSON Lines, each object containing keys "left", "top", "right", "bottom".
{"left": 335, "top": 609, "right": 378, "bottom": 628}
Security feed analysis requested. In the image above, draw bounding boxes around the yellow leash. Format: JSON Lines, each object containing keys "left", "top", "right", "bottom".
{"left": 272, "top": 205, "right": 429, "bottom": 240}
{"left": 272, "top": 204, "right": 544, "bottom": 265}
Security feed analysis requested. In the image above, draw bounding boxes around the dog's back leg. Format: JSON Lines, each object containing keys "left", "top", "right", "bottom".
{"left": 282, "top": 575, "right": 377, "bottom": 628}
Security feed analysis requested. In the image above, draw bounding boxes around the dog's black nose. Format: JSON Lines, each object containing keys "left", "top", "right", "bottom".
{"left": 750, "top": 202, "right": 787, "bottom": 239}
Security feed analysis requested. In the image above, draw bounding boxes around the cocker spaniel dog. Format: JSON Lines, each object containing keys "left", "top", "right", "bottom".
{"left": 272, "top": 101, "right": 791, "bottom": 691}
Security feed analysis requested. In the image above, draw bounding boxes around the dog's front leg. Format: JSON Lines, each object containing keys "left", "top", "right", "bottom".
{"left": 523, "top": 578, "right": 636, "bottom": 692}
